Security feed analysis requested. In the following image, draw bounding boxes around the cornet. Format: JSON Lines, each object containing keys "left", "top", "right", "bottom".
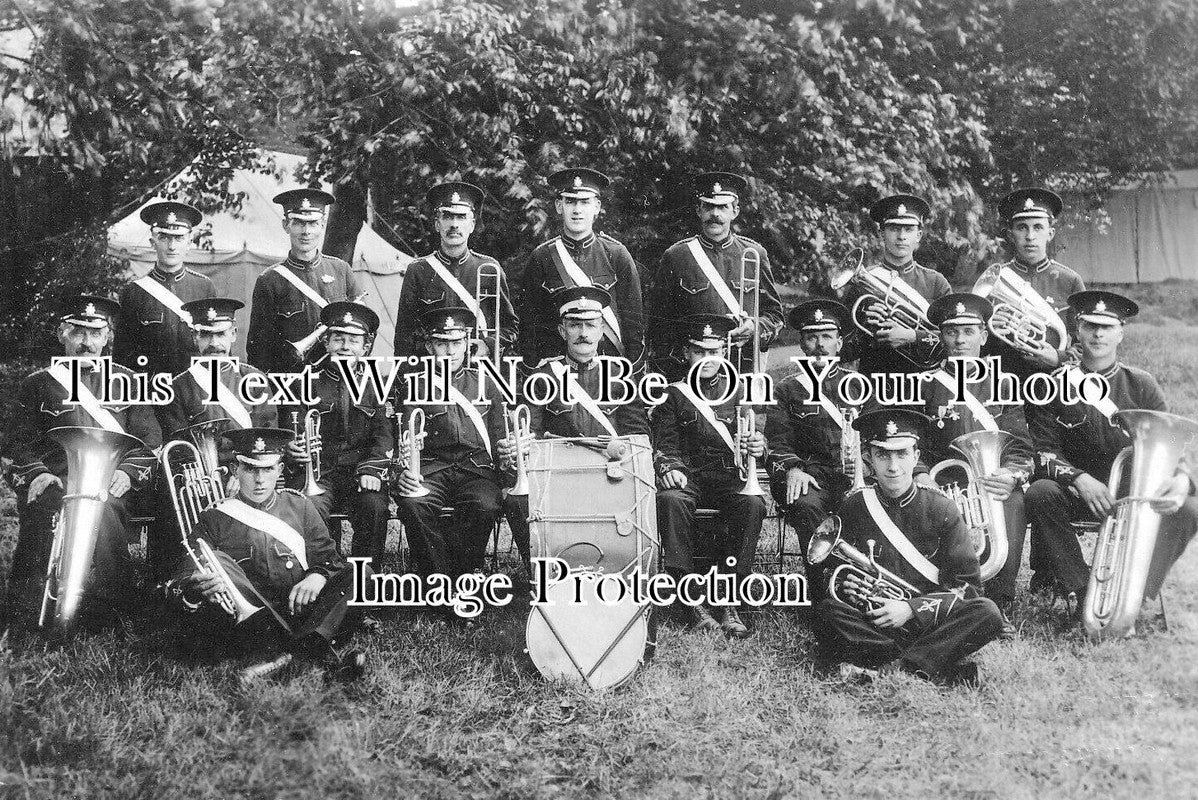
{"left": 806, "top": 515, "right": 920, "bottom": 611}
{"left": 736, "top": 408, "right": 765, "bottom": 496}
{"left": 973, "top": 266, "right": 1069, "bottom": 353}
{"left": 394, "top": 407, "right": 430, "bottom": 498}
{"left": 840, "top": 406, "right": 866, "bottom": 492}
{"left": 290, "top": 410, "right": 325, "bottom": 496}
{"left": 927, "top": 430, "right": 1013, "bottom": 582}
{"left": 289, "top": 290, "right": 370, "bottom": 360}
{"left": 505, "top": 404, "right": 532, "bottom": 496}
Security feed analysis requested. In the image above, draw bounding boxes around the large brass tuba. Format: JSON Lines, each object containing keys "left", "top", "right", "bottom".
{"left": 806, "top": 515, "right": 920, "bottom": 610}
{"left": 39, "top": 426, "right": 145, "bottom": 630}
{"left": 1083, "top": 410, "right": 1198, "bottom": 640}
{"left": 827, "top": 247, "right": 943, "bottom": 368}
{"left": 928, "top": 429, "right": 1013, "bottom": 582}
{"left": 972, "top": 266, "right": 1069, "bottom": 352}
{"left": 290, "top": 410, "right": 325, "bottom": 496}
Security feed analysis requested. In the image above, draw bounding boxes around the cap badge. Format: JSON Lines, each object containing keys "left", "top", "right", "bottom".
{"left": 342, "top": 313, "right": 354, "bottom": 324}
{"left": 84, "top": 302, "right": 96, "bottom": 317}
{"left": 813, "top": 309, "right": 824, "bottom": 321}
{"left": 165, "top": 212, "right": 178, "bottom": 225}
{"left": 886, "top": 420, "right": 898, "bottom": 437}
{"left": 702, "top": 324, "right": 714, "bottom": 337}
{"left": 955, "top": 302, "right": 966, "bottom": 315}
{"left": 445, "top": 316, "right": 455, "bottom": 329}
{"left": 450, "top": 192, "right": 461, "bottom": 204}
{"left": 206, "top": 307, "right": 217, "bottom": 321}
{"left": 1095, "top": 300, "right": 1107, "bottom": 313}
{"left": 300, "top": 198, "right": 314, "bottom": 210}
{"left": 573, "top": 176, "right": 583, "bottom": 189}
{"left": 896, "top": 204, "right": 907, "bottom": 217}
{"left": 712, "top": 182, "right": 723, "bottom": 194}
{"left": 253, "top": 437, "right": 266, "bottom": 453}
{"left": 1024, "top": 197, "right": 1036, "bottom": 209}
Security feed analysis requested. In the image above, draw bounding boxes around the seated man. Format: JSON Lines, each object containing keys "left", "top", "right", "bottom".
{"left": 814, "top": 409, "right": 1005, "bottom": 686}
{"left": 392, "top": 306, "right": 505, "bottom": 582}
{"left": 3, "top": 295, "right": 160, "bottom": 627}
{"left": 652, "top": 314, "right": 766, "bottom": 638}
{"left": 167, "top": 427, "right": 367, "bottom": 681}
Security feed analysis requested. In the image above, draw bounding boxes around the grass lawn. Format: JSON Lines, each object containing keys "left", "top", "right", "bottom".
{"left": 1, "top": 286, "right": 1197, "bottom": 798}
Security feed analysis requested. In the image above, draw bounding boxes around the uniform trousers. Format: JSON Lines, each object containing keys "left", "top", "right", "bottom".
{"left": 301, "top": 466, "right": 390, "bottom": 564}
{"left": 657, "top": 474, "right": 766, "bottom": 583}
{"left": 769, "top": 470, "right": 845, "bottom": 604}
{"left": 394, "top": 464, "right": 502, "bottom": 578}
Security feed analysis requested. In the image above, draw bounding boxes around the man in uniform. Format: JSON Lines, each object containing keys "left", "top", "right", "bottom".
{"left": 834, "top": 194, "right": 950, "bottom": 375}
{"left": 113, "top": 200, "right": 216, "bottom": 378}
{"left": 152, "top": 297, "right": 278, "bottom": 581}
{"left": 3, "top": 296, "right": 161, "bottom": 626}
{"left": 813, "top": 409, "right": 1005, "bottom": 686}
{"left": 520, "top": 168, "right": 645, "bottom": 369}
{"left": 247, "top": 188, "right": 363, "bottom": 373}
{"left": 647, "top": 172, "right": 783, "bottom": 382}
{"left": 765, "top": 299, "right": 858, "bottom": 603}
{"left": 1024, "top": 291, "right": 1196, "bottom": 622}
{"left": 392, "top": 307, "right": 505, "bottom": 581}
{"left": 282, "top": 302, "right": 391, "bottom": 564}
{"left": 652, "top": 314, "right": 766, "bottom": 637}
{"left": 499, "top": 287, "right": 651, "bottom": 567}
{"left": 916, "top": 293, "right": 1032, "bottom": 623}
{"left": 167, "top": 427, "right": 367, "bottom": 681}
{"left": 392, "top": 182, "right": 518, "bottom": 364}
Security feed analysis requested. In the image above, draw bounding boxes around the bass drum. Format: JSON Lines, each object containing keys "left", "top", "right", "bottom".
{"left": 526, "top": 571, "right": 656, "bottom": 690}
{"left": 526, "top": 434, "right": 659, "bottom": 576}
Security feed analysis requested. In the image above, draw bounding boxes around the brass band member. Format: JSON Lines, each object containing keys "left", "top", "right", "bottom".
{"left": 113, "top": 201, "right": 216, "bottom": 377}
{"left": 167, "top": 428, "right": 368, "bottom": 681}
{"left": 392, "top": 307, "right": 505, "bottom": 580}
{"left": 151, "top": 297, "right": 278, "bottom": 580}
{"left": 1024, "top": 291, "right": 1196, "bottom": 618}
{"left": 499, "top": 287, "right": 651, "bottom": 567}
{"left": 520, "top": 168, "right": 646, "bottom": 369}
{"left": 814, "top": 409, "right": 1005, "bottom": 686}
{"left": 392, "top": 181, "right": 518, "bottom": 363}
{"left": 765, "top": 299, "right": 857, "bottom": 603}
{"left": 652, "top": 315, "right": 766, "bottom": 637}
{"left": 247, "top": 188, "right": 363, "bottom": 373}
{"left": 282, "top": 302, "right": 391, "bottom": 562}
{"left": 3, "top": 296, "right": 161, "bottom": 626}
{"left": 646, "top": 172, "right": 783, "bottom": 382}
{"left": 835, "top": 194, "right": 950, "bottom": 375}
{"left": 917, "top": 293, "right": 1031, "bottom": 622}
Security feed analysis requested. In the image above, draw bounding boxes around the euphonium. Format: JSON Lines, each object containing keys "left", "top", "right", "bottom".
{"left": 928, "top": 429, "right": 1013, "bottom": 582}
{"left": 505, "top": 404, "right": 532, "bottom": 497}
{"left": 395, "top": 407, "right": 430, "bottom": 498}
{"left": 39, "top": 426, "right": 145, "bottom": 631}
{"left": 806, "top": 515, "right": 920, "bottom": 610}
{"left": 289, "top": 290, "right": 370, "bottom": 360}
{"left": 192, "top": 537, "right": 260, "bottom": 622}
{"left": 1083, "top": 410, "right": 1198, "bottom": 640}
{"left": 290, "top": 410, "right": 325, "bottom": 497}
{"left": 736, "top": 407, "right": 765, "bottom": 496}
{"left": 841, "top": 406, "right": 866, "bottom": 492}
{"left": 972, "top": 266, "right": 1069, "bottom": 352}
{"left": 474, "top": 261, "right": 502, "bottom": 363}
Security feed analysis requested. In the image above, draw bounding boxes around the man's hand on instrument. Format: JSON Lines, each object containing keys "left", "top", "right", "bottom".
{"left": 914, "top": 472, "right": 937, "bottom": 490}
{"left": 289, "top": 572, "right": 327, "bottom": 616}
{"left": 225, "top": 475, "right": 241, "bottom": 497}
{"left": 359, "top": 474, "right": 381, "bottom": 492}
{"left": 27, "top": 473, "right": 61, "bottom": 503}
{"left": 874, "top": 320, "right": 917, "bottom": 347}
{"left": 977, "top": 469, "right": 1016, "bottom": 502}
{"left": 730, "top": 317, "right": 755, "bottom": 345}
{"left": 286, "top": 441, "right": 309, "bottom": 463}
{"left": 1017, "top": 338, "right": 1060, "bottom": 368}
{"left": 394, "top": 469, "right": 422, "bottom": 496}
{"left": 184, "top": 570, "right": 224, "bottom": 604}
{"left": 739, "top": 431, "right": 766, "bottom": 460}
{"left": 868, "top": 598, "right": 914, "bottom": 629}
{"left": 659, "top": 469, "right": 688, "bottom": 490}
{"left": 840, "top": 571, "right": 875, "bottom": 607}
{"left": 108, "top": 470, "right": 132, "bottom": 498}
{"left": 1149, "top": 474, "right": 1191, "bottom": 516}
{"left": 785, "top": 467, "right": 821, "bottom": 504}
{"left": 1073, "top": 473, "right": 1114, "bottom": 519}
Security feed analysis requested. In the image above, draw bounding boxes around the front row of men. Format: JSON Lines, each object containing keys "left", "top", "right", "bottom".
{"left": 5, "top": 283, "right": 1196, "bottom": 685}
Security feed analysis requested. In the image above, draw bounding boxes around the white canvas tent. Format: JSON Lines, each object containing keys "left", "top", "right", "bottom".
{"left": 107, "top": 151, "right": 412, "bottom": 359}
{"left": 1056, "top": 170, "right": 1198, "bottom": 284}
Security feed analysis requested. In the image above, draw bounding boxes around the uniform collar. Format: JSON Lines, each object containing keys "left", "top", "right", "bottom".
{"left": 697, "top": 372, "right": 729, "bottom": 397}
{"left": 240, "top": 491, "right": 278, "bottom": 511}
{"left": 285, "top": 252, "right": 322, "bottom": 270}
{"left": 562, "top": 232, "right": 596, "bottom": 251}
{"left": 878, "top": 482, "right": 918, "bottom": 508}
{"left": 1079, "top": 359, "right": 1121, "bottom": 379}
{"left": 150, "top": 266, "right": 185, "bottom": 283}
{"left": 882, "top": 258, "right": 915, "bottom": 274}
{"left": 434, "top": 248, "right": 470, "bottom": 267}
{"left": 566, "top": 352, "right": 599, "bottom": 371}
{"left": 1012, "top": 256, "right": 1050, "bottom": 274}
{"left": 698, "top": 233, "right": 734, "bottom": 250}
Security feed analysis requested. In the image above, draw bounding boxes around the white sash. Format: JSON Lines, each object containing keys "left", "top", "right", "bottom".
{"left": 133, "top": 275, "right": 192, "bottom": 324}
{"left": 272, "top": 265, "right": 329, "bottom": 309}
{"left": 684, "top": 239, "right": 741, "bottom": 316}
{"left": 930, "top": 369, "right": 998, "bottom": 432}
{"left": 551, "top": 240, "right": 625, "bottom": 355}
{"left": 547, "top": 360, "right": 619, "bottom": 437}
{"left": 187, "top": 362, "right": 253, "bottom": 429}
{"left": 447, "top": 383, "right": 492, "bottom": 456}
{"left": 216, "top": 497, "right": 308, "bottom": 570}
{"left": 47, "top": 363, "right": 123, "bottom": 433}
{"left": 792, "top": 370, "right": 847, "bottom": 430}
{"left": 423, "top": 255, "right": 486, "bottom": 329}
{"left": 671, "top": 381, "right": 737, "bottom": 455}
{"left": 861, "top": 487, "right": 941, "bottom": 586}
{"left": 1063, "top": 366, "right": 1119, "bottom": 420}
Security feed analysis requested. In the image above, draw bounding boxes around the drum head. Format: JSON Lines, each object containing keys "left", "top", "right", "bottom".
{"left": 526, "top": 576, "right": 650, "bottom": 690}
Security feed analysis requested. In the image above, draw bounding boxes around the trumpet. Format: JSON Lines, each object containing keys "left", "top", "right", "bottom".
{"left": 827, "top": 247, "right": 943, "bottom": 368}
{"left": 290, "top": 410, "right": 325, "bottom": 496}
{"left": 289, "top": 290, "right": 370, "bottom": 360}
{"left": 806, "top": 515, "right": 920, "bottom": 611}
{"left": 731, "top": 248, "right": 762, "bottom": 374}
{"left": 928, "top": 430, "right": 1013, "bottom": 582}
{"left": 735, "top": 407, "right": 765, "bottom": 496}
{"left": 474, "top": 262, "right": 502, "bottom": 364}
{"left": 973, "top": 266, "right": 1069, "bottom": 353}
{"left": 505, "top": 404, "right": 532, "bottom": 496}
{"left": 394, "top": 407, "right": 430, "bottom": 498}
{"left": 841, "top": 406, "right": 866, "bottom": 492}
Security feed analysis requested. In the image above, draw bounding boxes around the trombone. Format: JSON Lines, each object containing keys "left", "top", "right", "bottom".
{"left": 290, "top": 410, "right": 325, "bottom": 496}
{"left": 731, "top": 248, "right": 762, "bottom": 374}
{"left": 474, "top": 262, "right": 502, "bottom": 364}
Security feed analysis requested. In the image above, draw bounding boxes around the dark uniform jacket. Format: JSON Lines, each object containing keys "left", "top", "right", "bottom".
{"left": 838, "top": 259, "right": 950, "bottom": 374}
{"left": 113, "top": 267, "right": 216, "bottom": 377}
{"left": 282, "top": 362, "right": 391, "bottom": 480}
{"left": 398, "top": 364, "right": 505, "bottom": 479}
{"left": 1027, "top": 362, "right": 1166, "bottom": 486}
{"left": 647, "top": 234, "right": 783, "bottom": 364}
{"left": 160, "top": 360, "right": 278, "bottom": 469}
{"left": 838, "top": 483, "right": 983, "bottom": 627}
{"left": 4, "top": 361, "right": 161, "bottom": 491}
{"left": 392, "top": 250, "right": 518, "bottom": 360}
{"left": 525, "top": 355, "right": 650, "bottom": 439}
{"left": 520, "top": 233, "right": 646, "bottom": 368}
{"left": 765, "top": 363, "right": 859, "bottom": 487}
{"left": 246, "top": 253, "right": 362, "bottom": 373}
{"left": 977, "top": 257, "right": 1085, "bottom": 379}
{"left": 653, "top": 373, "right": 755, "bottom": 482}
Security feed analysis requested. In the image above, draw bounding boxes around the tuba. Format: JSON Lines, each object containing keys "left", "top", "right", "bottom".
{"left": 827, "top": 247, "right": 943, "bottom": 368}
{"left": 928, "top": 429, "right": 1013, "bottom": 582}
{"left": 474, "top": 261, "right": 502, "bottom": 363}
{"left": 806, "top": 515, "right": 920, "bottom": 610}
{"left": 394, "top": 407, "right": 430, "bottom": 498}
{"left": 973, "top": 266, "right": 1069, "bottom": 352}
{"left": 1083, "top": 410, "right": 1198, "bottom": 640}
{"left": 290, "top": 410, "right": 325, "bottom": 496}
{"left": 841, "top": 406, "right": 866, "bottom": 492}
{"left": 39, "top": 426, "right": 145, "bottom": 631}
{"left": 735, "top": 407, "right": 765, "bottom": 496}
{"left": 505, "top": 404, "right": 532, "bottom": 497}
